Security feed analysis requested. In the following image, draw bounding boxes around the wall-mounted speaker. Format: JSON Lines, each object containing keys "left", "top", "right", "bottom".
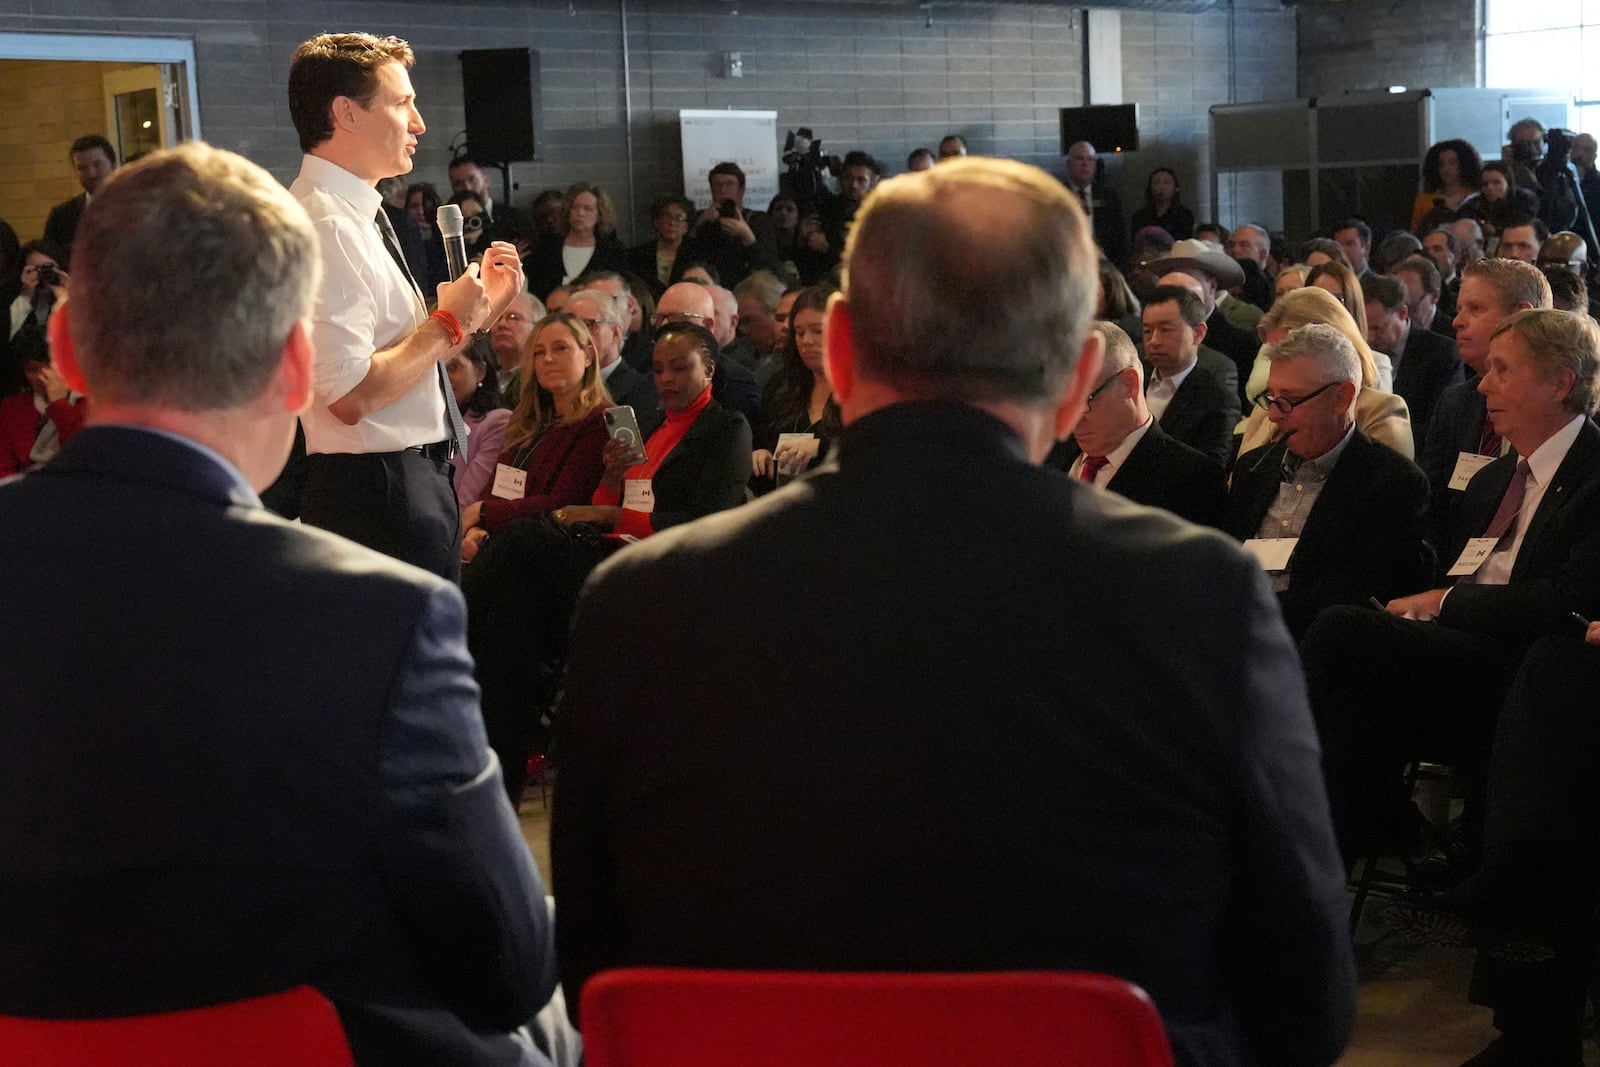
{"left": 460, "top": 48, "right": 540, "bottom": 163}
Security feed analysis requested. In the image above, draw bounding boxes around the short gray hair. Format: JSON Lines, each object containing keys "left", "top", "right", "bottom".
{"left": 66, "top": 142, "right": 317, "bottom": 410}
{"left": 1269, "top": 322, "right": 1363, "bottom": 390}
{"left": 565, "top": 287, "right": 624, "bottom": 328}
{"left": 733, "top": 269, "right": 786, "bottom": 311}
{"left": 842, "top": 156, "right": 1096, "bottom": 404}
{"left": 1093, "top": 320, "right": 1142, "bottom": 386}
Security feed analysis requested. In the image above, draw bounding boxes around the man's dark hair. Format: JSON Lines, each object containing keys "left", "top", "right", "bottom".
{"left": 1144, "top": 284, "right": 1207, "bottom": 329}
{"left": 1333, "top": 218, "right": 1372, "bottom": 247}
{"left": 1394, "top": 254, "right": 1442, "bottom": 299}
{"left": 1362, "top": 273, "right": 1407, "bottom": 314}
{"left": 938, "top": 134, "right": 967, "bottom": 154}
{"left": 1503, "top": 215, "right": 1551, "bottom": 243}
{"left": 677, "top": 260, "right": 721, "bottom": 286}
{"left": 449, "top": 154, "right": 485, "bottom": 172}
{"left": 1193, "top": 221, "right": 1229, "bottom": 243}
{"left": 1542, "top": 265, "right": 1589, "bottom": 313}
{"left": 1299, "top": 237, "right": 1350, "bottom": 269}
{"left": 69, "top": 135, "right": 115, "bottom": 163}
{"left": 287, "top": 33, "right": 415, "bottom": 154}
{"left": 842, "top": 150, "right": 880, "bottom": 175}
{"left": 906, "top": 147, "right": 935, "bottom": 169}
{"left": 709, "top": 161, "right": 746, "bottom": 189}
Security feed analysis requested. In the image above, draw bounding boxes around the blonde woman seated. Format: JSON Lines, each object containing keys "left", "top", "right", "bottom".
{"left": 1306, "top": 260, "right": 1391, "bottom": 391}
{"left": 1237, "top": 286, "right": 1413, "bottom": 460}
{"left": 459, "top": 311, "right": 611, "bottom": 564}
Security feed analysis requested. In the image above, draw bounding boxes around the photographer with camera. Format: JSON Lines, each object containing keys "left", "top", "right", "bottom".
{"left": 1536, "top": 126, "right": 1600, "bottom": 275}
{"left": 674, "top": 162, "right": 781, "bottom": 290}
{"left": 7, "top": 240, "right": 68, "bottom": 365}
{"left": 1, "top": 242, "right": 83, "bottom": 474}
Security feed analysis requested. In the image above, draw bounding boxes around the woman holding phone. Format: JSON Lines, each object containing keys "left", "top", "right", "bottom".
{"left": 464, "top": 321, "right": 750, "bottom": 806}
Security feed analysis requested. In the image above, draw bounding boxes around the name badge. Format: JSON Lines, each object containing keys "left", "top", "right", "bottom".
{"left": 1242, "top": 538, "right": 1298, "bottom": 572}
{"left": 1448, "top": 537, "right": 1500, "bottom": 577}
{"left": 491, "top": 463, "right": 527, "bottom": 500}
{"left": 623, "top": 478, "right": 655, "bottom": 513}
{"left": 1448, "top": 452, "right": 1497, "bottom": 491}
{"left": 775, "top": 432, "right": 817, "bottom": 452}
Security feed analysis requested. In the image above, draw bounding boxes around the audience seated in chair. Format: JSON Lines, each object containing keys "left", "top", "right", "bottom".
{"left": 1138, "top": 284, "right": 1240, "bottom": 467}
{"left": 1226, "top": 323, "right": 1430, "bottom": 639}
{"left": 750, "top": 284, "right": 840, "bottom": 494}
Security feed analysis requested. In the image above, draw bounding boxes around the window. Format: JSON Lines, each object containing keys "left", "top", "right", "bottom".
{"left": 1484, "top": 1, "right": 1600, "bottom": 131}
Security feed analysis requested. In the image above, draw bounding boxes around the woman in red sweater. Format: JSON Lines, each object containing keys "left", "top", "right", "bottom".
{"left": 0, "top": 349, "right": 86, "bottom": 477}
{"left": 457, "top": 311, "right": 610, "bottom": 563}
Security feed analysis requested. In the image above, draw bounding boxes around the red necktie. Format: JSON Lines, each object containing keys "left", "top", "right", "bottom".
{"left": 1080, "top": 455, "right": 1110, "bottom": 484}
{"left": 1483, "top": 459, "right": 1532, "bottom": 546}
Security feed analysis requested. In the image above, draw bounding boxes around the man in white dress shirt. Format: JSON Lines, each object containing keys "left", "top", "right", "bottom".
{"left": 287, "top": 32, "right": 524, "bottom": 578}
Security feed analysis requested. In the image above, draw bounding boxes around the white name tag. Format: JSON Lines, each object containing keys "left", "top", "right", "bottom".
{"left": 623, "top": 478, "right": 655, "bottom": 513}
{"left": 775, "top": 431, "right": 817, "bottom": 452}
{"left": 1242, "top": 538, "right": 1298, "bottom": 572}
{"left": 1448, "top": 452, "right": 1497, "bottom": 491}
{"left": 1448, "top": 537, "right": 1500, "bottom": 577}
{"left": 491, "top": 463, "right": 527, "bottom": 500}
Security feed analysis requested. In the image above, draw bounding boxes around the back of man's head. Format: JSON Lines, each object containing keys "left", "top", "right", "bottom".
{"left": 1395, "top": 254, "right": 1441, "bottom": 298}
{"left": 1362, "top": 274, "right": 1408, "bottom": 314}
{"left": 841, "top": 157, "right": 1095, "bottom": 404}
{"left": 66, "top": 142, "right": 318, "bottom": 410}
{"left": 1463, "top": 257, "right": 1554, "bottom": 313}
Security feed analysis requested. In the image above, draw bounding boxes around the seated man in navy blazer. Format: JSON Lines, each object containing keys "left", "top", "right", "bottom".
{"left": 1303, "top": 308, "right": 1600, "bottom": 865}
{"left": 1363, "top": 273, "right": 1463, "bottom": 445}
{"left": 1049, "top": 320, "right": 1226, "bottom": 527}
{"left": 0, "top": 142, "right": 557, "bottom": 1066}
{"left": 553, "top": 156, "right": 1355, "bottom": 1067}
{"left": 1140, "top": 284, "right": 1240, "bottom": 467}
{"left": 1226, "top": 323, "right": 1430, "bottom": 639}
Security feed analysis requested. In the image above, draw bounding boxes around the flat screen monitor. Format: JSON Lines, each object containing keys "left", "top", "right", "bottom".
{"left": 1059, "top": 104, "right": 1140, "bottom": 155}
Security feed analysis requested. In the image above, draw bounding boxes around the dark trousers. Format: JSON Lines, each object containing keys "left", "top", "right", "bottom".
{"left": 461, "top": 516, "right": 619, "bottom": 805}
{"left": 1298, "top": 605, "right": 1517, "bottom": 862}
{"left": 1465, "top": 635, "right": 1600, "bottom": 1052}
{"left": 300, "top": 451, "right": 461, "bottom": 582}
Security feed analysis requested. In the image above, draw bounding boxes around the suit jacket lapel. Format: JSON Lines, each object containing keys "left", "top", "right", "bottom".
{"left": 1513, "top": 419, "right": 1600, "bottom": 577}
{"left": 1108, "top": 422, "right": 1164, "bottom": 495}
{"left": 1230, "top": 441, "right": 1287, "bottom": 540}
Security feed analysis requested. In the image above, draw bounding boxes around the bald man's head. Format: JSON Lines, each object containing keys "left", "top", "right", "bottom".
{"left": 656, "top": 281, "right": 716, "bottom": 331}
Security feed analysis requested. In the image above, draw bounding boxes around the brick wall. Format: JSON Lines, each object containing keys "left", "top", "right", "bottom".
{"left": 1297, "top": 0, "right": 1478, "bottom": 98}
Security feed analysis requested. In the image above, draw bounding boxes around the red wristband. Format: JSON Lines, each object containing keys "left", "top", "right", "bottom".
{"left": 430, "top": 309, "right": 464, "bottom": 346}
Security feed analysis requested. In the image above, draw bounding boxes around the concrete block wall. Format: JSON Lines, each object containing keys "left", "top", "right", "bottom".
{"left": 0, "top": 0, "right": 1295, "bottom": 244}
{"left": 1120, "top": 2, "right": 1297, "bottom": 233}
{"left": 1297, "top": 0, "right": 1478, "bottom": 98}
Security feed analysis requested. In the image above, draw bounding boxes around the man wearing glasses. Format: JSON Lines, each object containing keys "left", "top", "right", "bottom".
{"left": 562, "top": 288, "right": 657, "bottom": 414}
{"left": 1048, "top": 321, "right": 1225, "bottom": 527}
{"left": 1225, "top": 323, "right": 1428, "bottom": 640}
{"left": 654, "top": 282, "right": 761, "bottom": 424}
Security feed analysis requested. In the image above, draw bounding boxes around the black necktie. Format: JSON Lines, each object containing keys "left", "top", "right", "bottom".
{"left": 375, "top": 209, "right": 467, "bottom": 450}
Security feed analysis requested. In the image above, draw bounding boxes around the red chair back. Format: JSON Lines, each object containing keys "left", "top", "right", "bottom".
{"left": 581, "top": 968, "right": 1176, "bottom": 1067}
{"left": 0, "top": 985, "right": 355, "bottom": 1066}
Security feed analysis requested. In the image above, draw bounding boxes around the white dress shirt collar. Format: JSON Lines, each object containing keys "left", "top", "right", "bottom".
{"left": 297, "top": 154, "right": 382, "bottom": 218}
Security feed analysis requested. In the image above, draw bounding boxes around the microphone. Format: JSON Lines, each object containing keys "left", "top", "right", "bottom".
{"left": 437, "top": 204, "right": 470, "bottom": 281}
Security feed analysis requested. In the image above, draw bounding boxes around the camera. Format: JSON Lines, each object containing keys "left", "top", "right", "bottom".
{"left": 35, "top": 264, "right": 58, "bottom": 288}
{"left": 718, "top": 199, "right": 739, "bottom": 219}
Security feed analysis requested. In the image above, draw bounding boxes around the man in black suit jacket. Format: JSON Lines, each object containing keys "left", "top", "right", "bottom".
{"left": 1303, "top": 310, "right": 1600, "bottom": 893}
{"left": 1363, "top": 273, "right": 1464, "bottom": 444}
{"left": 1150, "top": 243, "right": 1259, "bottom": 403}
{"left": 1049, "top": 320, "right": 1225, "bottom": 526}
{"left": 1419, "top": 259, "right": 1551, "bottom": 542}
{"left": 1226, "top": 324, "right": 1430, "bottom": 639}
{"left": 0, "top": 143, "right": 557, "bottom": 1066}
{"left": 1063, "top": 141, "right": 1128, "bottom": 267}
{"left": 553, "top": 157, "right": 1355, "bottom": 1067}
{"left": 1140, "top": 284, "right": 1240, "bottom": 467}
{"left": 41, "top": 134, "right": 116, "bottom": 268}
{"left": 565, "top": 288, "right": 658, "bottom": 414}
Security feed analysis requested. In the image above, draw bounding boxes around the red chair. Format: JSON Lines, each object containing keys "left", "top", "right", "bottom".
{"left": 580, "top": 968, "right": 1176, "bottom": 1067}
{"left": 0, "top": 985, "right": 355, "bottom": 1066}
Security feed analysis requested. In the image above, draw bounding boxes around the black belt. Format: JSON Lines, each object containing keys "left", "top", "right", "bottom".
{"left": 405, "top": 440, "right": 456, "bottom": 462}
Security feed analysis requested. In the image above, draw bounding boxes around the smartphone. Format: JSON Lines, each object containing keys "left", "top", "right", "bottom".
{"left": 604, "top": 405, "right": 647, "bottom": 461}
{"left": 718, "top": 198, "right": 739, "bottom": 218}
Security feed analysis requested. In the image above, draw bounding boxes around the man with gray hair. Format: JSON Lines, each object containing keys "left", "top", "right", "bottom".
{"left": 563, "top": 287, "right": 656, "bottom": 414}
{"left": 1225, "top": 323, "right": 1429, "bottom": 638}
{"left": 0, "top": 143, "right": 556, "bottom": 1063}
{"left": 1048, "top": 320, "right": 1225, "bottom": 526}
{"left": 553, "top": 156, "right": 1357, "bottom": 1066}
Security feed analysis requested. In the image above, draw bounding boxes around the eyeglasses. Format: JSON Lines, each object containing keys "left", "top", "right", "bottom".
{"left": 501, "top": 313, "right": 531, "bottom": 325}
{"left": 1085, "top": 369, "right": 1126, "bottom": 407}
{"left": 652, "top": 311, "right": 710, "bottom": 327}
{"left": 577, "top": 316, "right": 611, "bottom": 332}
{"left": 1253, "top": 380, "right": 1338, "bottom": 416}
